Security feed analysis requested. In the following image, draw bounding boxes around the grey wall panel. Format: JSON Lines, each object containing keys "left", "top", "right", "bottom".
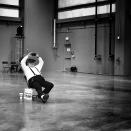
{"left": 97, "top": 24, "right": 114, "bottom": 75}
{"left": 0, "top": 25, "right": 17, "bottom": 71}
{"left": 70, "top": 25, "right": 96, "bottom": 73}
{"left": 24, "top": 0, "right": 55, "bottom": 73}
{"left": 56, "top": 23, "right": 115, "bottom": 75}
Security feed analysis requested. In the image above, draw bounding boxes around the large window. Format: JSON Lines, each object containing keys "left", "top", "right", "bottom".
{"left": 0, "top": 0, "right": 23, "bottom": 20}
{"left": 0, "top": 0, "right": 19, "bottom": 6}
{"left": 58, "top": 0, "right": 116, "bottom": 20}
{"left": 58, "top": 7, "right": 95, "bottom": 19}
{"left": 97, "top": 4, "right": 115, "bottom": 14}
{"left": 58, "top": 0, "right": 109, "bottom": 8}
{"left": 0, "top": 8, "right": 19, "bottom": 18}
{"left": 58, "top": 0, "right": 96, "bottom": 8}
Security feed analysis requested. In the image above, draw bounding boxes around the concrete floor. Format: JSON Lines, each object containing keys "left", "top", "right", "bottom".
{"left": 0, "top": 72, "right": 131, "bottom": 131}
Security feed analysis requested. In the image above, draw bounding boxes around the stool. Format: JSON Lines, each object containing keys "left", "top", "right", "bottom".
{"left": 32, "top": 88, "right": 37, "bottom": 96}
{"left": 32, "top": 89, "right": 38, "bottom": 101}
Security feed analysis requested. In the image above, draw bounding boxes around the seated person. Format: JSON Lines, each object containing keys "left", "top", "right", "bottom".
{"left": 21, "top": 52, "right": 54, "bottom": 103}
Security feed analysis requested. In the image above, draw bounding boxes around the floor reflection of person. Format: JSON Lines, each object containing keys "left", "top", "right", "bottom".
{"left": 21, "top": 52, "right": 54, "bottom": 103}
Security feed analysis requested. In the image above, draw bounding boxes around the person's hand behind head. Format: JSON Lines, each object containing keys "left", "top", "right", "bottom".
{"left": 28, "top": 52, "right": 33, "bottom": 57}
{"left": 36, "top": 53, "right": 39, "bottom": 58}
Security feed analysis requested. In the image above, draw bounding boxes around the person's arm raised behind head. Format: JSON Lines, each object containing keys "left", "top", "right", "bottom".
{"left": 35, "top": 56, "right": 44, "bottom": 71}
{"left": 21, "top": 53, "right": 31, "bottom": 69}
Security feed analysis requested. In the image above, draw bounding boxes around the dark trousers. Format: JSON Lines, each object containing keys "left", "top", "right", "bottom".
{"left": 28, "top": 75, "right": 54, "bottom": 98}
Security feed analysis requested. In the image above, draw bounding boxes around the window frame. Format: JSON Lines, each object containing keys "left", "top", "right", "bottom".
{"left": 57, "top": 0, "right": 116, "bottom": 21}
{"left": 0, "top": 0, "right": 24, "bottom": 22}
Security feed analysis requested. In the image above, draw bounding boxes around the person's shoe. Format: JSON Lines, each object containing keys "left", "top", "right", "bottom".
{"left": 41, "top": 94, "right": 49, "bottom": 103}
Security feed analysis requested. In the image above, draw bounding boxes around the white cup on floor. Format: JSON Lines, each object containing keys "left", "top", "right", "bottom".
{"left": 19, "top": 93, "right": 23, "bottom": 100}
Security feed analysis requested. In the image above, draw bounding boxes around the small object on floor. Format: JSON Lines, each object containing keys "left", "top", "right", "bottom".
{"left": 19, "top": 92, "right": 23, "bottom": 100}
{"left": 32, "top": 95, "right": 38, "bottom": 101}
{"left": 70, "top": 66, "right": 77, "bottom": 72}
{"left": 24, "top": 88, "right": 33, "bottom": 100}
{"left": 41, "top": 94, "right": 49, "bottom": 103}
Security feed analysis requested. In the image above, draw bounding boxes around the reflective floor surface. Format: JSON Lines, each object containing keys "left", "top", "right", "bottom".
{"left": 0, "top": 72, "right": 131, "bottom": 131}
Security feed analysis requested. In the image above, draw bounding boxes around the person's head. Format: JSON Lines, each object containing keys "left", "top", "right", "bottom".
{"left": 26, "top": 58, "right": 36, "bottom": 67}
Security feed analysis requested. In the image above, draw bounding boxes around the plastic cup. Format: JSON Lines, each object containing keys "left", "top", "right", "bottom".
{"left": 19, "top": 93, "right": 23, "bottom": 100}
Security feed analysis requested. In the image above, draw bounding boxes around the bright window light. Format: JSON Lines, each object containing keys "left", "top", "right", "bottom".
{"left": 0, "top": 8, "right": 19, "bottom": 17}
{"left": 0, "top": 0, "right": 19, "bottom": 6}
{"left": 97, "top": 4, "right": 110, "bottom": 14}
{"left": 82, "top": 7, "right": 95, "bottom": 16}
{"left": 97, "top": 0, "right": 107, "bottom": 1}
{"left": 58, "top": 7, "right": 95, "bottom": 19}
{"left": 112, "top": 4, "right": 116, "bottom": 13}
{"left": 58, "top": 0, "right": 95, "bottom": 8}
{"left": 97, "top": 4, "right": 116, "bottom": 14}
